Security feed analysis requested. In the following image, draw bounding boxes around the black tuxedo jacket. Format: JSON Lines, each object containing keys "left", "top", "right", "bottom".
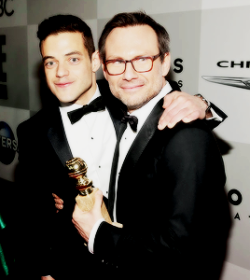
{"left": 94, "top": 95, "right": 231, "bottom": 280}
{"left": 14, "top": 80, "right": 228, "bottom": 280}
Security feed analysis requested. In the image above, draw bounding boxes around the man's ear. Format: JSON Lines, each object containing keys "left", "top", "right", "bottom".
{"left": 91, "top": 50, "right": 101, "bottom": 73}
{"left": 162, "top": 52, "right": 171, "bottom": 77}
{"left": 102, "top": 62, "right": 108, "bottom": 81}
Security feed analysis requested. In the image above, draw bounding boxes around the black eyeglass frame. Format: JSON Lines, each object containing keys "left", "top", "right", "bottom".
{"left": 104, "top": 53, "right": 162, "bottom": 76}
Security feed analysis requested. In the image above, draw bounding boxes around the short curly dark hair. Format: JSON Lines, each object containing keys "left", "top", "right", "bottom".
{"left": 37, "top": 14, "right": 95, "bottom": 59}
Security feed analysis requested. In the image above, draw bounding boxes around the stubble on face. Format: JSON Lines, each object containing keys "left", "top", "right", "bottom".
{"left": 111, "top": 68, "right": 164, "bottom": 111}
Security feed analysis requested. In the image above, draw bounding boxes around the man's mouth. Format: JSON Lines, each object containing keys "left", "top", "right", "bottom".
{"left": 54, "top": 82, "right": 73, "bottom": 88}
{"left": 120, "top": 84, "right": 144, "bottom": 91}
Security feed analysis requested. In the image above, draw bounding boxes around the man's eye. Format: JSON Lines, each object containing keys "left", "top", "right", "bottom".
{"left": 45, "top": 61, "right": 55, "bottom": 68}
{"left": 138, "top": 57, "right": 148, "bottom": 62}
{"left": 110, "top": 60, "right": 123, "bottom": 65}
{"left": 70, "top": 58, "right": 79, "bottom": 63}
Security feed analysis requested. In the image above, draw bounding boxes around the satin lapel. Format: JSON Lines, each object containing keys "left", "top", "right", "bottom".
{"left": 120, "top": 98, "right": 164, "bottom": 176}
{"left": 106, "top": 106, "right": 122, "bottom": 138}
{"left": 47, "top": 106, "right": 73, "bottom": 167}
{"left": 97, "top": 79, "right": 125, "bottom": 138}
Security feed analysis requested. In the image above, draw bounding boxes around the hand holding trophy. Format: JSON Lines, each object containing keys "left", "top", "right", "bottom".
{"left": 66, "top": 157, "right": 122, "bottom": 228}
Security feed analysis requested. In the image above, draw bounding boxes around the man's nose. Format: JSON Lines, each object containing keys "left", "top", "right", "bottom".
{"left": 56, "top": 62, "right": 69, "bottom": 78}
{"left": 122, "top": 62, "right": 138, "bottom": 80}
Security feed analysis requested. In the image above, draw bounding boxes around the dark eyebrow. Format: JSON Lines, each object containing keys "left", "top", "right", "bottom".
{"left": 42, "top": 51, "right": 83, "bottom": 63}
{"left": 106, "top": 54, "right": 148, "bottom": 61}
{"left": 42, "top": 56, "right": 54, "bottom": 63}
{"left": 105, "top": 57, "right": 124, "bottom": 62}
{"left": 65, "top": 51, "right": 83, "bottom": 57}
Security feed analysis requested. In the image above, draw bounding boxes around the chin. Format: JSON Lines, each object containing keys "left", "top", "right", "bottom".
{"left": 127, "top": 96, "right": 149, "bottom": 110}
{"left": 125, "top": 101, "right": 144, "bottom": 111}
{"left": 55, "top": 95, "right": 74, "bottom": 104}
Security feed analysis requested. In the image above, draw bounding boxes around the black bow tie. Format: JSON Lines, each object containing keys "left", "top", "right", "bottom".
{"left": 67, "top": 96, "right": 105, "bottom": 124}
{"left": 121, "top": 113, "right": 138, "bottom": 132}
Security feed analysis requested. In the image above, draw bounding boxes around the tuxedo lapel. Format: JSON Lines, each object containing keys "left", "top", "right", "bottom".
{"left": 106, "top": 105, "right": 122, "bottom": 138}
{"left": 120, "top": 98, "right": 164, "bottom": 177}
{"left": 47, "top": 106, "right": 73, "bottom": 167}
{"left": 114, "top": 98, "right": 166, "bottom": 222}
{"left": 97, "top": 79, "right": 125, "bottom": 138}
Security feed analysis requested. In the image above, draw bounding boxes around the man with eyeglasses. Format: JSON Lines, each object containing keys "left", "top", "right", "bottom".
{"left": 105, "top": 53, "right": 161, "bottom": 75}
{"left": 72, "top": 12, "right": 231, "bottom": 280}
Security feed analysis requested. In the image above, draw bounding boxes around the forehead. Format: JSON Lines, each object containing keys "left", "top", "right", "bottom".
{"left": 41, "top": 32, "right": 87, "bottom": 56}
{"left": 105, "top": 25, "right": 159, "bottom": 59}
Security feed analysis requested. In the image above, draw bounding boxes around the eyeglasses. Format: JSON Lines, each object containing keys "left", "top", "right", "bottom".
{"left": 104, "top": 53, "right": 161, "bottom": 76}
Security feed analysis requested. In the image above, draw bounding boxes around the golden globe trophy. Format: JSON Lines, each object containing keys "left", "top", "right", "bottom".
{"left": 66, "top": 157, "right": 122, "bottom": 227}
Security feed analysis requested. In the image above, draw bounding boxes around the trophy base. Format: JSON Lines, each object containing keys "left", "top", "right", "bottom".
{"left": 76, "top": 188, "right": 112, "bottom": 225}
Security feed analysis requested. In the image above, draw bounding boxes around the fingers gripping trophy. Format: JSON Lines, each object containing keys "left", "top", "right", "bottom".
{"left": 66, "top": 157, "right": 122, "bottom": 228}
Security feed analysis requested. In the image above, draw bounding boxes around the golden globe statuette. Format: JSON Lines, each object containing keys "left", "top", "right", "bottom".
{"left": 65, "top": 157, "right": 113, "bottom": 224}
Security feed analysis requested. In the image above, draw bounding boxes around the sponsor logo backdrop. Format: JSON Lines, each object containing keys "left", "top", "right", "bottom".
{"left": 198, "top": 5, "right": 250, "bottom": 279}
{"left": 0, "top": 1, "right": 249, "bottom": 279}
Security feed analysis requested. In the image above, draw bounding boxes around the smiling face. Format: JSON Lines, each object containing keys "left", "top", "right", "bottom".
{"left": 102, "top": 25, "right": 170, "bottom": 112}
{"left": 41, "top": 32, "right": 100, "bottom": 105}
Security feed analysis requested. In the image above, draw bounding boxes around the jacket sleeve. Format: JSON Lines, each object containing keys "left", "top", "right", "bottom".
{"left": 207, "top": 101, "right": 228, "bottom": 129}
{"left": 168, "top": 80, "right": 228, "bottom": 129}
{"left": 14, "top": 122, "right": 55, "bottom": 279}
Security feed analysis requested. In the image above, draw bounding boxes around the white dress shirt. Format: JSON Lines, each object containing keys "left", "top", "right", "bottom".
{"left": 59, "top": 85, "right": 116, "bottom": 198}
